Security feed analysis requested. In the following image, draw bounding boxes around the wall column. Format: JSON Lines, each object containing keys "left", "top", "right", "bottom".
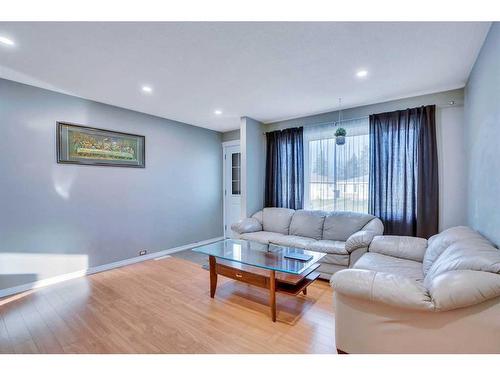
{"left": 240, "top": 116, "right": 266, "bottom": 218}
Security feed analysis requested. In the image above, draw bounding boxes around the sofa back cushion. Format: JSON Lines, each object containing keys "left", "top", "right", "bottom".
{"left": 322, "top": 211, "right": 376, "bottom": 241}
{"left": 423, "top": 231, "right": 500, "bottom": 291}
{"left": 262, "top": 207, "right": 295, "bottom": 234}
{"left": 289, "top": 210, "right": 327, "bottom": 240}
{"left": 422, "top": 226, "right": 487, "bottom": 276}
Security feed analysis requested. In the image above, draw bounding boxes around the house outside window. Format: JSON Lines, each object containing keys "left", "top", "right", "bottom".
{"left": 303, "top": 117, "right": 369, "bottom": 213}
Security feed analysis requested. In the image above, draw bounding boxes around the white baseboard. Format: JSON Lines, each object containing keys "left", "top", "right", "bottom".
{"left": 154, "top": 255, "right": 172, "bottom": 261}
{"left": 0, "top": 236, "right": 223, "bottom": 298}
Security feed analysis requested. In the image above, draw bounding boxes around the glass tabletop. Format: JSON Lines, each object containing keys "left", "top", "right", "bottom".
{"left": 192, "top": 239, "right": 325, "bottom": 275}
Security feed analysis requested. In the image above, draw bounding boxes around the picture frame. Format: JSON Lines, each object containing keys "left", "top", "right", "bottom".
{"left": 56, "top": 122, "right": 145, "bottom": 168}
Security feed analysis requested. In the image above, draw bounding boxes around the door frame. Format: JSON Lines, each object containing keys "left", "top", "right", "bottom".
{"left": 222, "top": 140, "right": 241, "bottom": 237}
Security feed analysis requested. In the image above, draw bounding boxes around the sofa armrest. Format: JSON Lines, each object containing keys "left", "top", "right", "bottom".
{"left": 331, "top": 269, "right": 434, "bottom": 311}
{"left": 345, "top": 230, "right": 378, "bottom": 253}
{"left": 427, "top": 270, "right": 500, "bottom": 311}
{"left": 231, "top": 218, "right": 262, "bottom": 234}
{"left": 369, "top": 235, "right": 428, "bottom": 262}
{"left": 361, "top": 217, "right": 384, "bottom": 234}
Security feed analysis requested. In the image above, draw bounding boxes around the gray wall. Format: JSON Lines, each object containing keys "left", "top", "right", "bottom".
{"left": 0, "top": 78, "right": 223, "bottom": 291}
{"left": 266, "top": 89, "right": 467, "bottom": 232}
{"left": 464, "top": 22, "right": 500, "bottom": 246}
{"left": 221, "top": 129, "right": 240, "bottom": 142}
{"left": 437, "top": 106, "right": 467, "bottom": 229}
{"left": 240, "top": 117, "right": 265, "bottom": 217}
{"left": 266, "top": 89, "right": 464, "bottom": 131}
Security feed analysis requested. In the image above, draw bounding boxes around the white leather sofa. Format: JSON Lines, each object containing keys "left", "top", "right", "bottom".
{"left": 231, "top": 207, "right": 384, "bottom": 279}
{"left": 331, "top": 226, "right": 500, "bottom": 353}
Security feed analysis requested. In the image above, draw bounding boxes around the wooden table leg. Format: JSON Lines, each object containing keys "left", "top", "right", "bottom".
{"left": 209, "top": 255, "right": 217, "bottom": 298}
{"left": 269, "top": 270, "right": 276, "bottom": 322}
{"left": 303, "top": 287, "right": 307, "bottom": 295}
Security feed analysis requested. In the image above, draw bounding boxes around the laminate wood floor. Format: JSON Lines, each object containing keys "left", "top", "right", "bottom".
{"left": 0, "top": 256, "right": 335, "bottom": 353}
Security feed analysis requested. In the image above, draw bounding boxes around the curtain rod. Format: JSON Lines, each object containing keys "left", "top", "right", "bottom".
{"left": 263, "top": 115, "right": 369, "bottom": 134}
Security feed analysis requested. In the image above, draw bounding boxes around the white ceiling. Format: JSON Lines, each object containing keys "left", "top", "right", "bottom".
{"left": 0, "top": 22, "right": 491, "bottom": 132}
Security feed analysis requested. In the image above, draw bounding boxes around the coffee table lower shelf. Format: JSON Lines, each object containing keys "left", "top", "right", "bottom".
{"left": 276, "top": 271, "right": 320, "bottom": 296}
{"left": 208, "top": 255, "right": 321, "bottom": 322}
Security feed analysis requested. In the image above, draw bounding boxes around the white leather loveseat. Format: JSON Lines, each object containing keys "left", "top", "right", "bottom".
{"left": 331, "top": 226, "right": 500, "bottom": 353}
{"left": 231, "top": 207, "right": 384, "bottom": 279}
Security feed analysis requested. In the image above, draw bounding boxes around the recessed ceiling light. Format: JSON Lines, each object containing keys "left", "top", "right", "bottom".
{"left": 214, "top": 109, "right": 222, "bottom": 115}
{"left": 0, "top": 36, "right": 15, "bottom": 46}
{"left": 141, "top": 86, "right": 153, "bottom": 93}
{"left": 356, "top": 70, "right": 368, "bottom": 78}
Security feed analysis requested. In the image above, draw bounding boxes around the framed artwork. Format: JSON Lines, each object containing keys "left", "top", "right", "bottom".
{"left": 57, "top": 122, "right": 145, "bottom": 168}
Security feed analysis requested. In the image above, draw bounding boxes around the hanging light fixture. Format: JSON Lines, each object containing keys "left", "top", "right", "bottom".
{"left": 335, "top": 97, "right": 346, "bottom": 145}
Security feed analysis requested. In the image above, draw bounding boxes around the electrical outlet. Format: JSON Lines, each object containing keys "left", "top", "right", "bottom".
{"left": 139, "top": 250, "right": 147, "bottom": 256}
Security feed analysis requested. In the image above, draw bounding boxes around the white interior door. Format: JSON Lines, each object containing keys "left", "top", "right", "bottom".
{"left": 224, "top": 144, "right": 241, "bottom": 238}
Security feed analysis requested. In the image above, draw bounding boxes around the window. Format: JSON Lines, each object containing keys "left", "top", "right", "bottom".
{"left": 231, "top": 152, "right": 241, "bottom": 195}
{"left": 304, "top": 117, "right": 369, "bottom": 213}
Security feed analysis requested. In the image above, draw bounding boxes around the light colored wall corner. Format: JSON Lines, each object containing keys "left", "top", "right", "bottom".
{"left": 240, "top": 117, "right": 248, "bottom": 218}
{"left": 240, "top": 116, "right": 266, "bottom": 218}
{"left": 464, "top": 22, "right": 500, "bottom": 246}
{"left": 436, "top": 105, "right": 467, "bottom": 230}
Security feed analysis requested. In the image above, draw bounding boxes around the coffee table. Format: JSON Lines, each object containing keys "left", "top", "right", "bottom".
{"left": 192, "top": 239, "right": 326, "bottom": 322}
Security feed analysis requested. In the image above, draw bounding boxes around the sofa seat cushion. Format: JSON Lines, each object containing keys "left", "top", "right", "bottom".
{"left": 240, "top": 231, "right": 285, "bottom": 244}
{"left": 307, "top": 240, "right": 347, "bottom": 255}
{"left": 270, "top": 235, "right": 316, "bottom": 249}
{"left": 322, "top": 253, "right": 350, "bottom": 267}
{"left": 318, "top": 263, "right": 347, "bottom": 279}
{"left": 354, "top": 252, "right": 424, "bottom": 282}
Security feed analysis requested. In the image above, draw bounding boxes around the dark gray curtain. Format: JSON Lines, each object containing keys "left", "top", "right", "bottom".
{"left": 265, "top": 127, "right": 304, "bottom": 209}
{"left": 369, "top": 105, "right": 439, "bottom": 238}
